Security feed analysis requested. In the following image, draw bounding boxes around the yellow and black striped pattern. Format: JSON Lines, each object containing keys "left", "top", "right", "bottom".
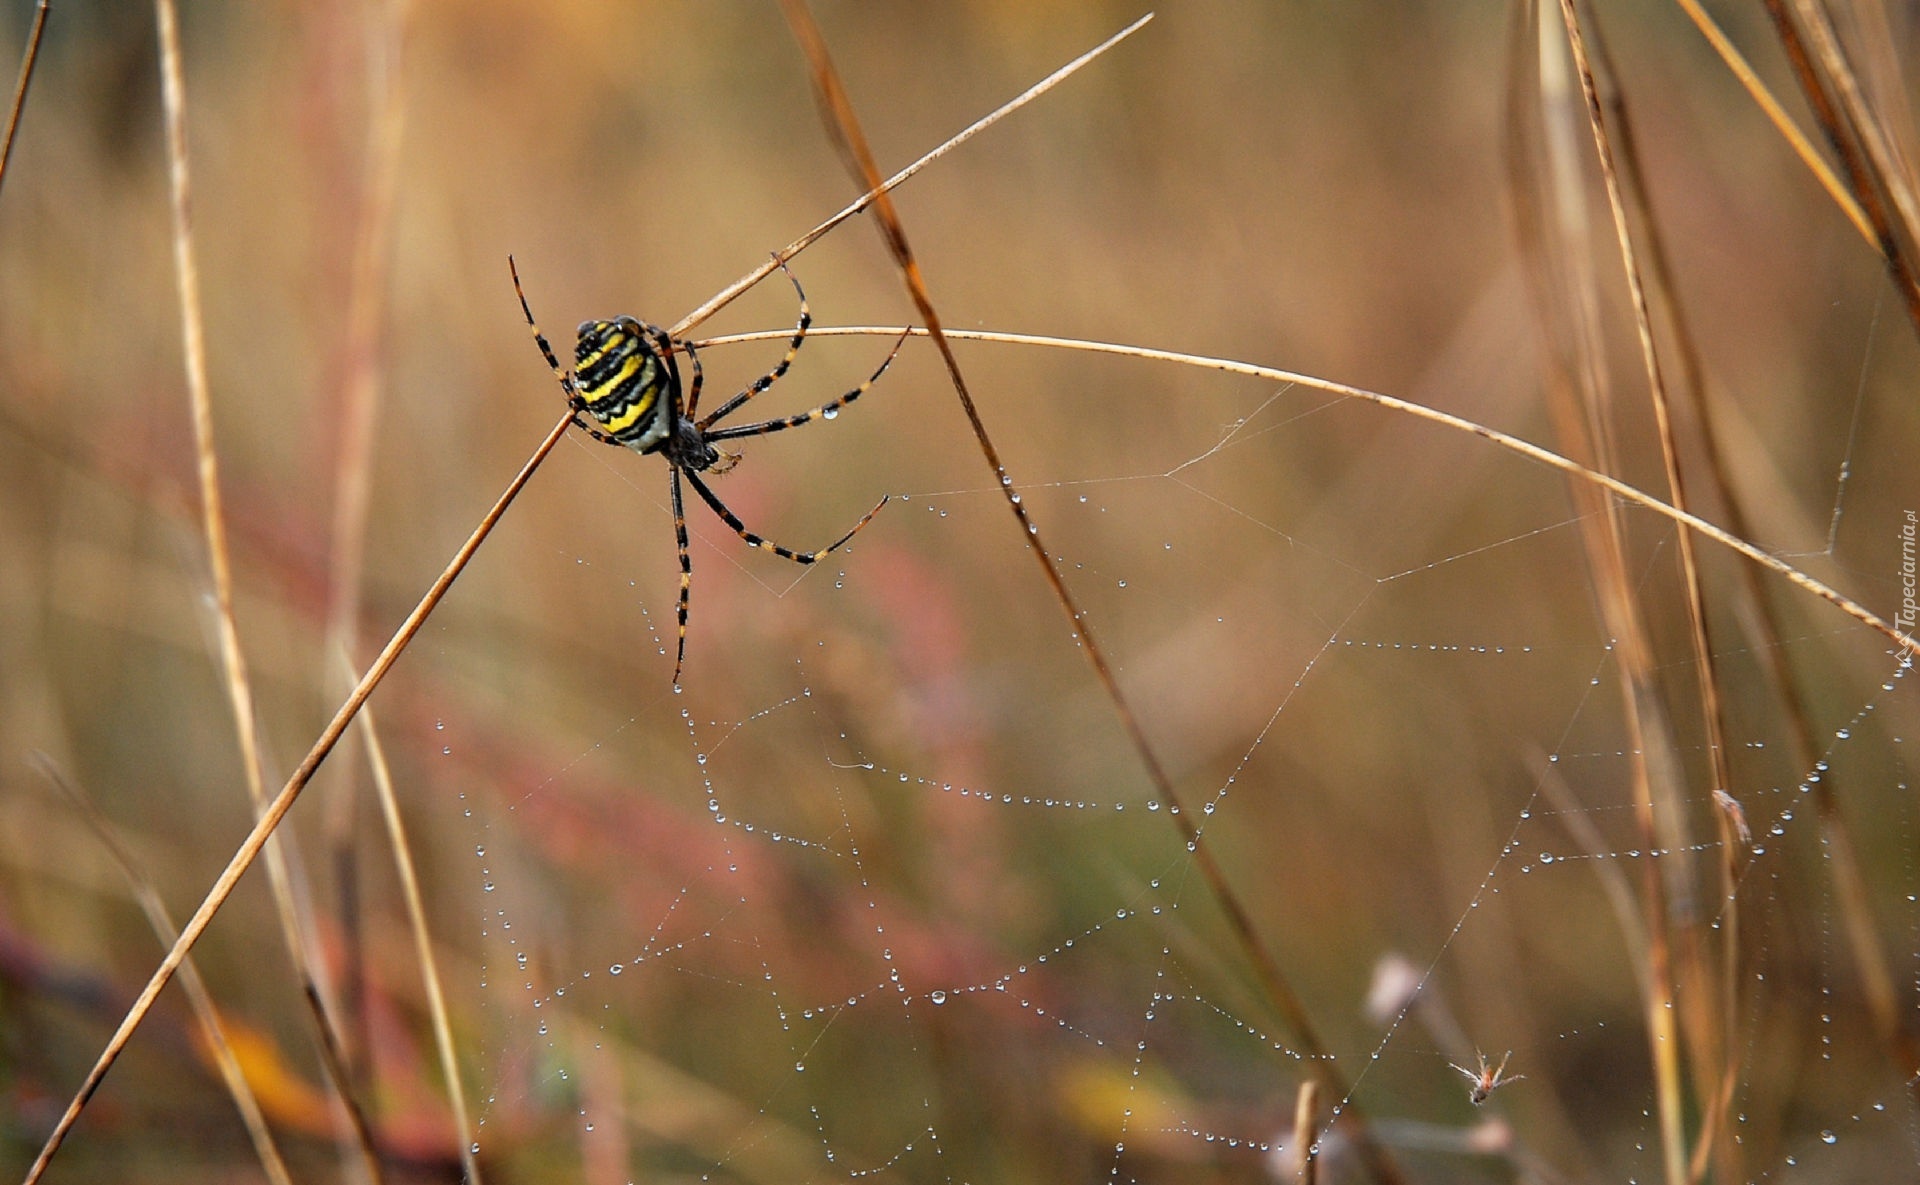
{"left": 573, "top": 317, "right": 673, "bottom": 451}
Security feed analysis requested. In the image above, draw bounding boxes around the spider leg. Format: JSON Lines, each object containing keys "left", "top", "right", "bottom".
{"left": 576, "top": 423, "right": 629, "bottom": 447}
{"left": 626, "top": 321, "right": 690, "bottom": 423}
{"left": 510, "top": 255, "right": 585, "bottom": 403}
{"left": 669, "top": 467, "right": 694, "bottom": 685}
{"left": 682, "top": 469, "right": 888, "bottom": 564}
{"left": 695, "top": 257, "right": 810, "bottom": 430}
{"left": 677, "top": 334, "right": 706, "bottom": 420}
{"left": 510, "top": 256, "right": 634, "bottom": 448}
{"left": 706, "top": 328, "right": 908, "bottom": 443}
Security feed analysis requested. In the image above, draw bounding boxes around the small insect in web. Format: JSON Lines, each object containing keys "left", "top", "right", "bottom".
{"left": 510, "top": 255, "right": 908, "bottom": 683}
{"left": 1450, "top": 1049, "right": 1524, "bottom": 1105}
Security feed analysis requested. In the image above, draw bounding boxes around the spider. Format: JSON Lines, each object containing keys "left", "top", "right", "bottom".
{"left": 1450, "top": 1049, "right": 1524, "bottom": 1105}
{"left": 510, "top": 256, "right": 905, "bottom": 683}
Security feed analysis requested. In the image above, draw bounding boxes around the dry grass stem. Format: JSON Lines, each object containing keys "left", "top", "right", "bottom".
{"left": 1671, "top": 0, "right": 1871, "bottom": 243}
{"left": 326, "top": 0, "right": 412, "bottom": 662}
{"left": 1556, "top": 4, "right": 1725, "bottom": 1177}
{"left": 152, "top": 0, "right": 379, "bottom": 1172}
{"left": 301, "top": 976, "right": 387, "bottom": 1185}
{"left": 320, "top": 0, "right": 414, "bottom": 1118}
{"left": 14, "top": 7, "right": 1915, "bottom": 1179}
{"left": 672, "top": 12, "right": 1153, "bottom": 339}
{"left": 1785, "top": 0, "right": 1920, "bottom": 258}
{"left": 1291, "top": 1079, "right": 1320, "bottom": 1185}
{"left": 21, "top": 409, "right": 576, "bottom": 1185}
{"left": 772, "top": 5, "right": 1406, "bottom": 1183}
{"left": 1680, "top": 0, "right": 1920, "bottom": 1107}
{"left": 1575, "top": 14, "right": 1758, "bottom": 1177}
{"left": 1762, "top": 0, "right": 1920, "bottom": 336}
{"left": 700, "top": 323, "right": 1918, "bottom": 661}
{"left": 24, "top": 34, "right": 1167, "bottom": 1176}
{"left": 351, "top": 674, "right": 483, "bottom": 1184}
{"left": 31, "top": 755, "right": 298, "bottom": 1185}
{"left": 0, "top": 0, "right": 47, "bottom": 198}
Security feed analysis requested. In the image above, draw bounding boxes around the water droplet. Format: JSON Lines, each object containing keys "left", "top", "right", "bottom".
{"left": 823, "top": 407, "right": 839, "bottom": 419}
{"left": 930, "top": 990, "right": 947, "bottom": 1005}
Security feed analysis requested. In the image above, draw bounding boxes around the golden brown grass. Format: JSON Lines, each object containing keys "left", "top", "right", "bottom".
{"left": 4, "top": 3, "right": 1919, "bottom": 1183}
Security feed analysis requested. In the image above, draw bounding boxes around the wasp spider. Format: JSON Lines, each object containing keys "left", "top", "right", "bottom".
{"left": 511, "top": 256, "right": 904, "bottom": 684}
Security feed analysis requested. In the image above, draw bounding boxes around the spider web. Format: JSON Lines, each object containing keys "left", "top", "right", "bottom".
{"left": 7, "top": 5, "right": 1920, "bottom": 1184}
{"left": 436, "top": 250, "right": 1920, "bottom": 1181}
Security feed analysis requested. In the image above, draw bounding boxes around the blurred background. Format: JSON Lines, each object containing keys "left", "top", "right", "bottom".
{"left": 3, "top": 1, "right": 1919, "bottom": 1181}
